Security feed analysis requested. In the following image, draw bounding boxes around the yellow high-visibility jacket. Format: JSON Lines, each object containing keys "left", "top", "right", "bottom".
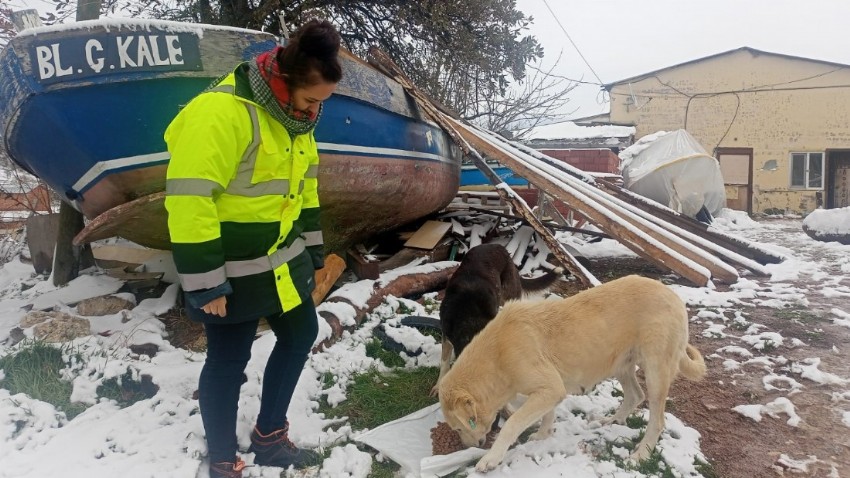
{"left": 164, "top": 64, "right": 323, "bottom": 323}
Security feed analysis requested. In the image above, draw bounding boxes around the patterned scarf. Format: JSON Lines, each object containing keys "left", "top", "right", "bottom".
{"left": 249, "top": 48, "right": 322, "bottom": 137}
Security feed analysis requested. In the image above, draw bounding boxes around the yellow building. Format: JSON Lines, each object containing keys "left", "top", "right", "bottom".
{"left": 603, "top": 47, "right": 850, "bottom": 215}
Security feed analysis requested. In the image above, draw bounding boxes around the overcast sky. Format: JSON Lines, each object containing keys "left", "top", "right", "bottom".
{"left": 514, "top": 0, "right": 850, "bottom": 120}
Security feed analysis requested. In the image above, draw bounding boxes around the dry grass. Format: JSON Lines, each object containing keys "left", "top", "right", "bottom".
{"left": 158, "top": 307, "right": 206, "bottom": 352}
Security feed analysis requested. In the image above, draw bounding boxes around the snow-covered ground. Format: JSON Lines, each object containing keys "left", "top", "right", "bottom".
{"left": 0, "top": 210, "right": 848, "bottom": 477}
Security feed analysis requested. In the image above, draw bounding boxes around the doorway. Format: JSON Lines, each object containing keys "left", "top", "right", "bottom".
{"left": 715, "top": 147, "right": 753, "bottom": 213}
{"left": 826, "top": 150, "right": 850, "bottom": 209}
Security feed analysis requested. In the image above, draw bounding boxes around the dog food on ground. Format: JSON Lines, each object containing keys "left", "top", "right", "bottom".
{"left": 430, "top": 421, "right": 499, "bottom": 455}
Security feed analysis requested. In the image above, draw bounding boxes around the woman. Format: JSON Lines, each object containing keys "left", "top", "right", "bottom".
{"left": 164, "top": 20, "right": 342, "bottom": 478}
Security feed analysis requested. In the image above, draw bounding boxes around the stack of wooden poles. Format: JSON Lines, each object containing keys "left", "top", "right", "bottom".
{"left": 367, "top": 47, "right": 784, "bottom": 289}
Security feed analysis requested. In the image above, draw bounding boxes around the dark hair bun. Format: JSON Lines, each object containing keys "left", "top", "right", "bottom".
{"left": 294, "top": 19, "right": 340, "bottom": 60}
{"left": 277, "top": 19, "right": 343, "bottom": 87}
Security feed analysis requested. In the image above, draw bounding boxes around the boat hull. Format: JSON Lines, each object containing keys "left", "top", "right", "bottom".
{"left": 0, "top": 20, "right": 461, "bottom": 252}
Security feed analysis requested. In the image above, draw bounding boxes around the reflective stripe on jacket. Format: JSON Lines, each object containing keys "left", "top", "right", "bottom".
{"left": 164, "top": 64, "right": 323, "bottom": 320}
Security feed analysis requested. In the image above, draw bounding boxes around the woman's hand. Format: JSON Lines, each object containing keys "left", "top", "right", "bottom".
{"left": 202, "top": 296, "right": 227, "bottom": 317}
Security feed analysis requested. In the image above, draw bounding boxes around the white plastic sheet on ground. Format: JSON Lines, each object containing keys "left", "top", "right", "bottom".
{"left": 354, "top": 403, "right": 487, "bottom": 477}
{"left": 620, "top": 129, "right": 726, "bottom": 218}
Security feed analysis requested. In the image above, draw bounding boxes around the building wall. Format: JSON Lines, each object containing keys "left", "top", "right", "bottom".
{"left": 538, "top": 149, "right": 620, "bottom": 174}
{"left": 0, "top": 184, "right": 53, "bottom": 230}
{"left": 608, "top": 49, "right": 850, "bottom": 214}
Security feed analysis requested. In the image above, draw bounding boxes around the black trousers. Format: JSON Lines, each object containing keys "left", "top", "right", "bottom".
{"left": 198, "top": 300, "right": 318, "bottom": 463}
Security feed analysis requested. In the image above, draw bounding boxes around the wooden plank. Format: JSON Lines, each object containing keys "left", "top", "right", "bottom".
{"left": 596, "top": 178, "right": 784, "bottom": 265}
{"left": 104, "top": 267, "right": 164, "bottom": 281}
{"left": 312, "top": 254, "right": 346, "bottom": 305}
{"left": 404, "top": 220, "right": 452, "bottom": 249}
{"left": 25, "top": 214, "right": 61, "bottom": 274}
{"left": 11, "top": 10, "right": 42, "bottom": 32}
{"left": 92, "top": 245, "right": 166, "bottom": 268}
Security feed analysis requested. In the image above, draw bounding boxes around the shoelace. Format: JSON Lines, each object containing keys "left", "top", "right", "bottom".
{"left": 211, "top": 458, "right": 246, "bottom": 477}
{"left": 267, "top": 429, "right": 297, "bottom": 450}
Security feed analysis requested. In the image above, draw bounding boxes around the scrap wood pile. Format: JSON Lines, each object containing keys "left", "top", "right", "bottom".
{"left": 365, "top": 47, "right": 786, "bottom": 289}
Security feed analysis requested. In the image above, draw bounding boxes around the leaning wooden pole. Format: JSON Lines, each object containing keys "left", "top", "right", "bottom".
{"left": 595, "top": 178, "right": 785, "bottom": 265}
{"left": 366, "top": 48, "right": 598, "bottom": 288}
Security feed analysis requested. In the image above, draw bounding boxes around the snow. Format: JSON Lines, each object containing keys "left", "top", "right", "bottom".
{"left": 803, "top": 206, "right": 850, "bottom": 236}
{"left": 516, "top": 120, "right": 635, "bottom": 141}
{"left": 0, "top": 215, "right": 849, "bottom": 477}
{"left": 13, "top": 17, "right": 270, "bottom": 39}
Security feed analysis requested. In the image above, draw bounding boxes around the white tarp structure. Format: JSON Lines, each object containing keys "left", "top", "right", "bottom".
{"left": 619, "top": 129, "right": 726, "bottom": 219}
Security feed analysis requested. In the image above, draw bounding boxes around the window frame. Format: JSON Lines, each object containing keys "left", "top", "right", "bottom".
{"left": 789, "top": 152, "right": 824, "bottom": 190}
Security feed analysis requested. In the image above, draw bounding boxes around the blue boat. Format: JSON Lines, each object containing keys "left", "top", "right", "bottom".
{"left": 0, "top": 19, "right": 461, "bottom": 252}
{"left": 460, "top": 163, "right": 527, "bottom": 187}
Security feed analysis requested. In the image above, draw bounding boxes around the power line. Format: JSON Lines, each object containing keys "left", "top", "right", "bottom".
{"left": 525, "top": 64, "right": 603, "bottom": 86}
{"left": 540, "top": 0, "right": 604, "bottom": 85}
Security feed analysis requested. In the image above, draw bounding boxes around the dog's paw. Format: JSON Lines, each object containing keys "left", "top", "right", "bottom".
{"left": 429, "top": 384, "right": 440, "bottom": 397}
{"left": 629, "top": 443, "right": 653, "bottom": 462}
{"left": 598, "top": 416, "right": 624, "bottom": 427}
{"left": 475, "top": 451, "right": 504, "bottom": 473}
{"left": 529, "top": 426, "right": 553, "bottom": 441}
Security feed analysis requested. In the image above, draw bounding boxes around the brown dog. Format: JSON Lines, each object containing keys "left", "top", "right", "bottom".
{"left": 431, "top": 243, "right": 561, "bottom": 395}
{"left": 438, "top": 275, "right": 706, "bottom": 472}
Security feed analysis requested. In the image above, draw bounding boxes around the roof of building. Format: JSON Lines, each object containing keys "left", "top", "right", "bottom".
{"left": 603, "top": 46, "right": 850, "bottom": 89}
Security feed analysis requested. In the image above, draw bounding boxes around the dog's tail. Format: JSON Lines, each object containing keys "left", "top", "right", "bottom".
{"left": 519, "top": 267, "right": 563, "bottom": 293}
{"left": 679, "top": 344, "right": 707, "bottom": 381}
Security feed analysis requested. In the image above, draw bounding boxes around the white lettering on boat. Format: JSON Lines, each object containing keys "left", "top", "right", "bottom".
{"left": 35, "top": 43, "right": 73, "bottom": 79}
{"left": 34, "top": 34, "right": 193, "bottom": 82}
{"left": 85, "top": 39, "right": 104, "bottom": 73}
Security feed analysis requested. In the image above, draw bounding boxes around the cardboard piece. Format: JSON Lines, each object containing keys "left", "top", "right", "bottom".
{"left": 404, "top": 221, "right": 452, "bottom": 250}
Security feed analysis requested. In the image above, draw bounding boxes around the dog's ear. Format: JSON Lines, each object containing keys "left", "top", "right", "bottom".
{"left": 454, "top": 391, "right": 478, "bottom": 430}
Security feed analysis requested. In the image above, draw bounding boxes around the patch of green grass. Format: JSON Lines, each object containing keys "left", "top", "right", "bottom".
{"left": 321, "top": 367, "right": 439, "bottom": 430}
{"left": 695, "top": 458, "right": 720, "bottom": 478}
{"left": 365, "top": 339, "right": 406, "bottom": 368}
{"left": 396, "top": 301, "right": 416, "bottom": 315}
{"left": 369, "top": 458, "right": 400, "bottom": 478}
{"left": 320, "top": 371, "right": 336, "bottom": 389}
{"left": 633, "top": 448, "right": 675, "bottom": 477}
{"left": 626, "top": 414, "right": 648, "bottom": 429}
{"left": 760, "top": 340, "right": 777, "bottom": 353}
{"left": 804, "top": 329, "right": 824, "bottom": 340}
{"left": 593, "top": 437, "right": 676, "bottom": 477}
{"left": 0, "top": 340, "right": 87, "bottom": 419}
{"left": 775, "top": 308, "right": 822, "bottom": 323}
{"left": 421, "top": 296, "right": 439, "bottom": 314}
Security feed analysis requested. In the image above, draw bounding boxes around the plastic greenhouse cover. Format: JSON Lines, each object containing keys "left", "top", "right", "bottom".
{"left": 620, "top": 130, "right": 727, "bottom": 217}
